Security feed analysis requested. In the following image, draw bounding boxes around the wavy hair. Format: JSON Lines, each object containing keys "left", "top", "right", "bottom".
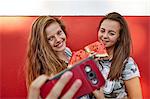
{"left": 26, "top": 16, "right": 67, "bottom": 87}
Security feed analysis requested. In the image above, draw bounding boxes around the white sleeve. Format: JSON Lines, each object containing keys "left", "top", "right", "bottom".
{"left": 122, "top": 57, "right": 140, "bottom": 80}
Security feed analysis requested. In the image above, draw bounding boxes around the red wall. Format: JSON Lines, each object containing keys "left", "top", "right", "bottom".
{"left": 0, "top": 16, "right": 150, "bottom": 98}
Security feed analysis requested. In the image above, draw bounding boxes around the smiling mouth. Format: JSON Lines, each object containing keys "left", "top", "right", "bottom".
{"left": 102, "top": 40, "right": 109, "bottom": 44}
{"left": 54, "top": 41, "right": 63, "bottom": 48}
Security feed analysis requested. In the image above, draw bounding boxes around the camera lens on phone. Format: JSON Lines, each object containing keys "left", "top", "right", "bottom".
{"left": 88, "top": 71, "right": 96, "bottom": 79}
{"left": 91, "top": 78, "right": 98, "bottom": 85}
{"left": 85, "top": 65, "right": 91, "bottom": 73}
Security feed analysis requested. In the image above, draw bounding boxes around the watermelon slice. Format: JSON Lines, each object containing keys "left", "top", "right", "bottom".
{"left": 68, "top": 41, "right": 108, "bottom": 66}
{"left": 69, "top": 50, "right": 89, "bottom": 65}
{"left": 84, "top": 41, "right": 108, "bottom": 58}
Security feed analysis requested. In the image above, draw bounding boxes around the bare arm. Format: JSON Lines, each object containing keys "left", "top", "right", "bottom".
{"left": 124, "top": 77, "right": 142, "bottom": 99}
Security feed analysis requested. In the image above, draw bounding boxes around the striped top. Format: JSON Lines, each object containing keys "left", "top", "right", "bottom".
{"left": 65, "top": 47, "right": 72, "bottom": 61}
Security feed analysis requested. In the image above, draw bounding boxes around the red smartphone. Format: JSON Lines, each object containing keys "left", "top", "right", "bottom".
{"left": 40, "top": 57, "right": 105, "bottom": 99}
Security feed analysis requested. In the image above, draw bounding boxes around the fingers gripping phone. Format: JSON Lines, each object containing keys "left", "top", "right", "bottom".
{"left": 40, "top": 57, "right": 105, "bottom": 98}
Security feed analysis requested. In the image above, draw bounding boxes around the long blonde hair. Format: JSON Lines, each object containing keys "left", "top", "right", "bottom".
{"left": 26, "top": 16, "right": 67, "bottom": 87}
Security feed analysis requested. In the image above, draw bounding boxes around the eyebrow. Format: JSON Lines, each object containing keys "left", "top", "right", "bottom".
{"left": 108, "top": 30, "right": 116, "bottom": 33}
{"left": 101, "top": 28, "right": 116, "bottom": 32}
{"left": 47, "top": 34, "right": 54, "bottom": 38}
{"left": 100, "top": 28, "right": 105, "bottom": 30}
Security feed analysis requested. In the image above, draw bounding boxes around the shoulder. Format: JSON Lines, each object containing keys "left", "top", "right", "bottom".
{"left": 124, "top": 57, "right": 137, "bottom": 69}
{"left": 122, "top": 57, "right": 140, "bottom": 80}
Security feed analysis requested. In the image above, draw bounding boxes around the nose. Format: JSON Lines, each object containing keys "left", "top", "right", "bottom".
{"left": 55, "top": 35, "right": 61, "bottom": 42}
{"left": 102, "top": 32, "right": 108, "bottom": 39}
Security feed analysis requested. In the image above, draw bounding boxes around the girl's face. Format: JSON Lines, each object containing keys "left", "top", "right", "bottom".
{"left": 46, "top": 22, "right": 66, "bottom": 52}
{"left": 98, "top": 19, "right": 120, "bottom": 50}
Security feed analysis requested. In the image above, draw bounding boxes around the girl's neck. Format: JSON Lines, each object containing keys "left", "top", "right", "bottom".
{"left": 106, "top": 47, "right": 114, "bottom": 60}
{"left": 56, "top": 51, "right": 69, "bottom": 62}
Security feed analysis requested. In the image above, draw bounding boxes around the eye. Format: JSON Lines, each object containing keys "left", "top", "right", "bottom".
{"left": 109, "top": 32, "right": 115, "bottom": 36}
{"left": 100, "top": 28, "right": 105, "bottom": 33}
{"left": 48, "top": 36, "right": 54, "bottom": 41}
{"left": 57, "top": 30, "right": 63, "bottom": 35}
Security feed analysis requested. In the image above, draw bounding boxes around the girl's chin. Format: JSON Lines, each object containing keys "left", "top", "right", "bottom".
{"left": 55, "top": 46, "right": 66, "bottom": 52}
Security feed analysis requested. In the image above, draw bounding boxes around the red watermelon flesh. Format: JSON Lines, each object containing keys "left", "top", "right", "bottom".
{"left": 84, "top": 41, "right": 108, "bottom": 57}
{"left": 69, "top": 50, "right": 89, "bottom": 65}
{"left": 68, "top": 41, "right": 108, "bottom": 66}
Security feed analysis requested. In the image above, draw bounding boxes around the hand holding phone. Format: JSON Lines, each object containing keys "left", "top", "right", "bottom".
{"left": 28, "top": 72, "right": 82, "bottom": 99}
{"left": 40, "top": 57, "right": 105, "bottom": 98}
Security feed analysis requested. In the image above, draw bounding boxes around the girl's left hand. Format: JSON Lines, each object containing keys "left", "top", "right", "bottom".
{"left": 93, "top": 88, "right": 105, "bottom": 99}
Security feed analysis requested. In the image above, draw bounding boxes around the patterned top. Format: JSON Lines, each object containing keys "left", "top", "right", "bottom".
{"left": 65, "top": 48, "right": 140, "bottom": 99}
{"left": 97, "top": 57, "right": 140, "bottom": 98}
